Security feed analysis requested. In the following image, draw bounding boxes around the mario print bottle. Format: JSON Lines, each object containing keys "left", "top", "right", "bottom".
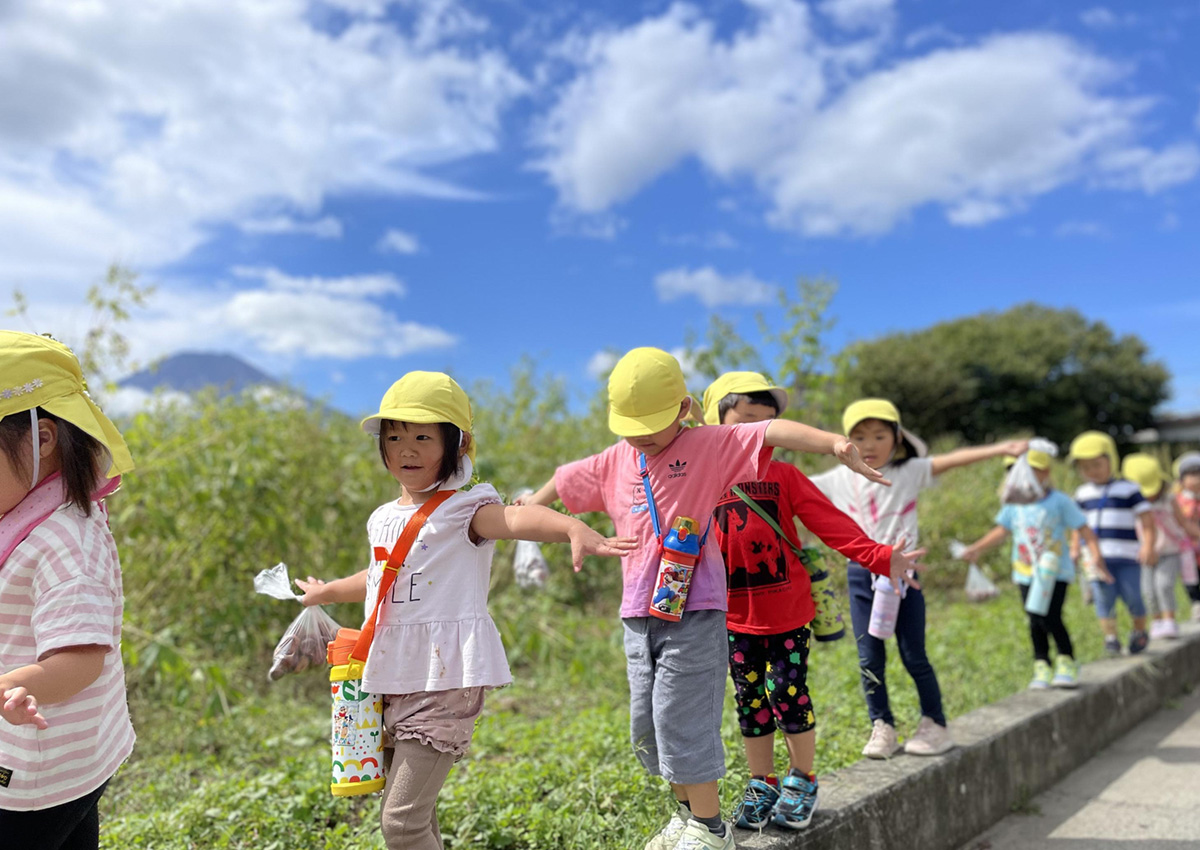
{"left": 649, "top": 517, "right": 702, "bottom": 621}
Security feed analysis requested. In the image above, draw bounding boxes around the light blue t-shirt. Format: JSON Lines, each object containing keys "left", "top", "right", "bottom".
{"left": 995, "top": 490, "right": 1088, "bottom": 585}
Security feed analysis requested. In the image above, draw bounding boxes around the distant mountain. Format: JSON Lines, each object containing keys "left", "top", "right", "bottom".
{"left": 121, "top": 352, "right": 277, "bottom": 395}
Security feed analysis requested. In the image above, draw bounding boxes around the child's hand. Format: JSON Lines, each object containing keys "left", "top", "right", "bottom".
{"left": 1096, "top": 557, "right": 1116, "bottom": 584}
{"left": 512, "top": 493, "right": 531, "bottom": 506}
{"left": 1139, "top": 544, "right": 1159, "bottom": 568}
{"left": 566, "top": 526, "right": 638, "bottom": 572}
{"left": 999, "top": 439, "right": 1030, "bottom": 458}
{"left": 958, "top": 544, "right": 980, "bottom": 564}
{"left": 295, "top": 577, "right": 329, "bottom": 607}
{"left": 834, "top": 439, "right": 891, "bottom": 487}
{"left": 2, "top": 687, "right": 48, "bottom": 730}
{"left": 887, "top": 537, "right": 927, "bottom": 592}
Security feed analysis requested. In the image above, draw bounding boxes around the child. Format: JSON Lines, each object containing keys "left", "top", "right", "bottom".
{"left": 811, "top": 399, "right": 1026, "bottom": 759}
{"left": 1173, "top": 452, "right": 1200, "bottom": 622}
{"left": 519, "top": 349, "right": 905, "bottom": 850}
{"left": 296, "top": 372, "right": 635, "bottom": 850}
{"left": 1123, "top": 454, "right": 1200, "bottom": 640}
{"left": 702, "top": 373, "right": 924, "bottom": 832}
{"left": 1068, "top": 432, "right": 1154, "bottom": 655}
{"left": 0, "top": 331, "right": 137, "bottom": 849}
{"left": 960, "top": 447, "right": 1106, "bottom": 689}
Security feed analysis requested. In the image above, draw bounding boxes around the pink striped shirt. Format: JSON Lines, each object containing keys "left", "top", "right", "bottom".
{"left": 0, "top": 503, "right": 135, "bottom": 811}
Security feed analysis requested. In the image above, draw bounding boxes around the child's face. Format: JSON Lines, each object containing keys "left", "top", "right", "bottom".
{"left": 381, "top": 421, "right": 448, "bottom": 494}
{"left": 0, "top": 433, "right": 31, "bottom": 515}
{"left": 721, "top": 399, "right": 778, "bottom": 425}
{"left": 1077, "top": 456, "right": 1112, "bottom": 484}
{"left": 623, "top": 400, "right": 690, "bottom": 457}
{"left": 1182, "top": 472, "right": 1200, "bottom": 493}
{"left": 848, "top": 419, "right": 896, "bottom": 470}
{"left": 1033, "top": 467, "right": 1052, "bottom": 486}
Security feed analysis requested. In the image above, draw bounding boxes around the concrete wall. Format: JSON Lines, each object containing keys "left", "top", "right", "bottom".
{"left": 733, "top": 623, "right": 1200, "bottom": 850}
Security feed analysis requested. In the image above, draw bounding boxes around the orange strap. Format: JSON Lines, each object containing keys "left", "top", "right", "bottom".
{"left": 350, "top": 490, "right": 454, "bottom": 665}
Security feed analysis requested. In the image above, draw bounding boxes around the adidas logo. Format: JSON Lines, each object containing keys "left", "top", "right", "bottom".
{"left": 667, "top": 459, "right": 688, "bottom": 479}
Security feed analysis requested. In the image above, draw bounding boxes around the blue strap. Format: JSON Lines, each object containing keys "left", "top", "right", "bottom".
{"left": 639, "top": 452, "right": 711, "bottom": 546}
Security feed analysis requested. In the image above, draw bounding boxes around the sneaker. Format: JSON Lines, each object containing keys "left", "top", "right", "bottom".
{"left": 1103, "top": 636, "right": 1122, "bottom": 657}
{"left": 1192, "top": 601, "right": 1200, "bottom": 623}
{"left": 1149, "top": 620, "right": 1169, "bottom": 640}
{"left": 673, "top": 819, "right": 734, "bottom": 850}
{"left": 773, "top": 771, "right": 818, "bottom": 830}
{"left": 732, "top": 778, "right": 779, "bottom": 830}
{"left": 1128, "top": 630, "right": 1149, "bottom": 655}
{"left": 1029, "top": 660, "right": 1053, "bottom": 690}
{"left": 1160, "top": 619, "right": 1179, "bottom": 639}
{"left": 645, "top": 812, "right": 688, "bottom": 850}
{"left": 904, "top": 716, "right": 955, "bottom": 756}
{"left": 1051, "top": 656, "right": 1080, "bottom": 688}
{"left": 862, "top": 719, "right": 901, "bottom": 759}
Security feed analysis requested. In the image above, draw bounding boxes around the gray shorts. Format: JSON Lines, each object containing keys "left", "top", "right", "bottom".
{"left": 622, "top": 609, "right": 728, "bottom": 785}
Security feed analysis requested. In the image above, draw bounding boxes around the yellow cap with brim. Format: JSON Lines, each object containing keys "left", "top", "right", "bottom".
{"left": 1068, "top": 430, "right": 1118, "bottom": 472}
{"left": 1027, "top": 450, "right": 1052, "bottom": 471}
{"left": 0, "top": 331, "right": 133, "bottom": 478}
{"left": 1122, "top": 453, "right": 1171, "bottom": 498}
{"left": 361, "top": 371, "right": 476, "bottom": 464}
{"left": 842, "top": 398, "right": 928, "bottom": 459}
{"left": 607, "top": 347, "right": 690, "bottom": 437}
{"left": 1173, "top": 452, "right": 1200, "bottom": 478}
{"left": 701, "top": 372, "right": 788, "bottom": 425}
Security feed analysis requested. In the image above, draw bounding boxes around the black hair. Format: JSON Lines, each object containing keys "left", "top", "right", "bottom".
{"left": 378, "top": 420, "right": 463, "bottom": 483}
{"left": 0, "top": 408, "right": 105, "bottom": 516}
{"left": 717, "top": 390, "right": 780, "bottom": 424}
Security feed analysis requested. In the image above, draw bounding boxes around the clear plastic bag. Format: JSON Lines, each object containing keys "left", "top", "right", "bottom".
{"left": 254, "top": 562, "right": 342, "bottom": 681}
{"left": 513, "top": 539, "right": 550, "bottom": 589}
{"left": 951, "top": 540, "right": 1000, "bottom": 602}
{"left": 1000, "top": 455, "right": 1044, "bottom": 505}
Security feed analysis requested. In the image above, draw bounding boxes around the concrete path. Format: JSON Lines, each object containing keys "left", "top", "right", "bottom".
{"left": 963, "top": 685, "right": 1200, "bottom": 849}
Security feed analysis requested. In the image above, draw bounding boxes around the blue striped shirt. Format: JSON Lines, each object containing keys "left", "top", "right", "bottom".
{"left": 1074, "top": 479, "right": 1150, "bottom": 563}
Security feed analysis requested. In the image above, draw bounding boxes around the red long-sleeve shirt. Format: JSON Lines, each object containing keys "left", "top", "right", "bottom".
{"left": 714, "top": 459, "right": 892, "bottom": 634}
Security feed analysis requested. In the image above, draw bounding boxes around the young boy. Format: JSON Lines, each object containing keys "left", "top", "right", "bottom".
{"left": 1068, "top": 431, "right": 1154, "bottom": 655}
{"left": 520, "top": 349, "right": 910, "bottom": 850}
{"left": 960, "top": 447, "right": 1107, "bottom": 689}
{"left": 1174, "top": 452, "right": 1200, "bottom": 622}
{"left": 702, "top": 373, "right": 924, "bottom": 832}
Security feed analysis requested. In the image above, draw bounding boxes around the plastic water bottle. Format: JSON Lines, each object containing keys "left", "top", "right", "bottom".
{"left": 327, "top": 628, "right": 386, "bottom": 796}
{"left": 799, "top": 548, "right": 845, "bottom": 642}
{"left": 1024, "top": 551, "right": 1058, "bottom": 617}
{"left": 868, "top": 576, "right": 900, "bottom": 639}
{"left": 648, "top": 517, "right": 702, "bottom": 621}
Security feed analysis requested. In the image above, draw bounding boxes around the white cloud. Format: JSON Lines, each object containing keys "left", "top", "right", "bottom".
{"left": 661, "top": 230, "right": 740, "bottom": 249}
{"left": 230, "top": 266, "right": 406, "bottom": 298}
{"left": 1055, "top": 220, "right": 1108, "bottom": 237}
{"left": 818, "top": 0, "right": 894, "bottom": 31}
{"left": 586, "top": 350, "right": 619, "bottom": 379}
{"left": 377, "top": 229, "right": 422, "bottom": 254}
{"left": 1079, "top": 7, "right": 1137, "bottom": 29}
{"left": 0, "top": 0, "right": 525, "bottom": 297}
{"left": 654, "top": 266, "right": 777, "bottom": 307}
{"left": 240, "top": 216, "right": 343, "bottom": 239}
{"left": 101, "top": 385, "right": 194, "bottom": 420}
{"left": 904, "top": 24, "right": 963, "bottom": 51}
{"left": 536, "top": 3, "right": 1199, "bottom": 236}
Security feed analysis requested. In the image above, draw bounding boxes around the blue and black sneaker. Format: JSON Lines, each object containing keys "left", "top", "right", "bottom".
{"left": 732, "top": 778, "right": 779, "bottom": 830}
{"left": 773, "top": 770, "right": 818, "bottom": 830}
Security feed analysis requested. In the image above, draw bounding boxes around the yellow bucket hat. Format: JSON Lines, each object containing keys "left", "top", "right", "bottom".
{"left": 607, "top": 347, "right": 690, "bottom": 437}
{"left": 701, "top": 372, "right": 788, "bottom": 425}
{"left": 842, "top": 398, "right": 928, "bottom": 459}
{"left": 1067, "top": 430, "right": 1118, "bottom": 472}
{"left": 0, "top": 331, "right": 133, "bottom": 478}
{"left": 1121, "top": 453, "right": 1171, "bottom": 498}
{"left": 361, "top": 371, "right": 476, "bottom": 464}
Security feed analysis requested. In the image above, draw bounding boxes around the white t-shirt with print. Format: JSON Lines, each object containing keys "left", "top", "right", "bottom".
{"left": 810, "top": 458, "right": 935, "bottom": 549}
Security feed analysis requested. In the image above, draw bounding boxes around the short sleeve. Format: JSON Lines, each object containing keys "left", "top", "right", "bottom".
{"left": 910, "top": 458, "right": 936, "bottom": 490}
{"left": 1059, "top": 494, "right": 1088, "bottom": 529}
{"left": 1129, "top": 489, "right": 1151, "bottom": 515}
{"left": 27, "top": 528, "right": 120, "bottom": 659}
{"left": 710, "top": 421, "right": 771, "bottom": 490}
{"left": 446, "top": 484, "right": 503, "bottom": 547}
{"left": 555, "top": 451, "right": 609, "bottom": 515}
{"left": 995, "top": 504, "right": 1015, "bottom": 530}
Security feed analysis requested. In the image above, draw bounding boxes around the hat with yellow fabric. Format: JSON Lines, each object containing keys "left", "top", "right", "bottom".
{"left": 361, "top": 371, "right": 476, "bottom": 464}
{"left": 701, "top": 371, "right": 789, "bottom": 425}
{"left": 1026, "top": 449, "right": 1053, "bottom": 471}
{"left": 0, "top": 331, "right": 133, "bottom": 479}
{"left": 842, "top": 398, "right": 928, "bottom": 459}
{"left": 607, "top": 347, "right": 692, "bottom": 437}
{"left": 1122, "top": 453, "right": 1171, "bottom": 499}
{"left": 1067, "top": 430, "right": 1118, "bottom": 472}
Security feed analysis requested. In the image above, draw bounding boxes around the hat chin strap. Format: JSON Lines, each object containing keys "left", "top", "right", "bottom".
{"left": 412, "top": 433, "right": 473, "bottom": 493}
{"left": 29, "top": 408, "right": 40, "bottom": 491}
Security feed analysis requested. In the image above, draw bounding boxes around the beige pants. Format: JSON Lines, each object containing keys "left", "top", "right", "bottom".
{"left": 380, "top": 738, "right": 456, "bottom": 850}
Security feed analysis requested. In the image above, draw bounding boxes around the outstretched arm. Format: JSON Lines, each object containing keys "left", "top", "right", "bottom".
{"left": 516, "top": 478, "right": 558, "bottom": 508}
{"left": 764, "top": 419, "right": 890, "bottom": 486}
{"left": 930, "top": 440, "right": 1028, "bottom": 477}
{"left": 471, "top": 504, "right": 637, "bottom": 571}
{"left": 960, "top": 526, "right": 1010, "bottom": 563}
{"left": 296, "top": 569, "right": 368, "bottom": 606}
{"left": 1, "top": 646, "right": 108, "bottom": 729}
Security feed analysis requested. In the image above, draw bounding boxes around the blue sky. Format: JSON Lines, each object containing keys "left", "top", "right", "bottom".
{"left": 1, "top": 0, "right": 1198, "bottom": 419}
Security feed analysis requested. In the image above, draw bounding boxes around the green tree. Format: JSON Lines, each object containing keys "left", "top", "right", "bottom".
{"left": 841, "top": 303, "right": 1170, "bottom": 445}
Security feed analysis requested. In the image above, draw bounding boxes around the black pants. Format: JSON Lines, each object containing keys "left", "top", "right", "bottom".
{"left": 1187, "top": 582, "right": 1200, "bottom": 604}
{"left": 1019, "top": 581, "right": 1073, "bottom": 662}
{"left": 0, "top": 780, "right": 108, "bottom": 850}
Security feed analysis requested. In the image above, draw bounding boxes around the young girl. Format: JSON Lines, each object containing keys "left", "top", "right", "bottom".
{"left": 0, "top": 331, "right": 137, "bottom": 849}
{"left": 811, "top": 399, "right": 1025, "bottom": 758}
{"left": 1122, "top": 454, "right": 1200, "bottom": 640}
{"left": 1173, "top": 452, "right": 1200, "bottom": 623}
{"left": 960, "top": 448, "right": 1106, "bottom": 689}
{"left": 296, "top": 371, "right": 635, "bottom": 850}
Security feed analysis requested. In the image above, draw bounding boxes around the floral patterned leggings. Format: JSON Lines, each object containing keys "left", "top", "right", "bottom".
{"left": 728, "top": 625, "right": 816, "bottom": 737}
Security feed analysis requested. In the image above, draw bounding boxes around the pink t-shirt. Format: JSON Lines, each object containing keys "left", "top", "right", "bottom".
{"left": 555, "top": 422, "right": 771, "bottom": 618}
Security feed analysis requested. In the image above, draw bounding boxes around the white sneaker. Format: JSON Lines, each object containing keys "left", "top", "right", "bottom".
{"left": 904, "top": 716, "right": 955, "bottom": 756}
{"left": 672, "top": 819, "right": 734, "bottom": 850}
{"left": 645, "top": 813, "right": 688, "bottom": 850}
{"left": 1149, "top": 619, "right": 1168, "bottom": 640}
{"left": 1192, "top": 601, "right": 1200, "bottom": 623}
{"left": 1161, "top": 619, "right": 1179, "bottom": 639}
{"left": 862, "top": 719, "right": 901, "bottom": 759}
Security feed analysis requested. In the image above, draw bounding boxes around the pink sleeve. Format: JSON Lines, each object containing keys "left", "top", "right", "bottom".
{"left": 711, "top": 421, "right": 771, "bottom": 491}
{"left": 555, "top": 451, "right": 609, "bottom": 515}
